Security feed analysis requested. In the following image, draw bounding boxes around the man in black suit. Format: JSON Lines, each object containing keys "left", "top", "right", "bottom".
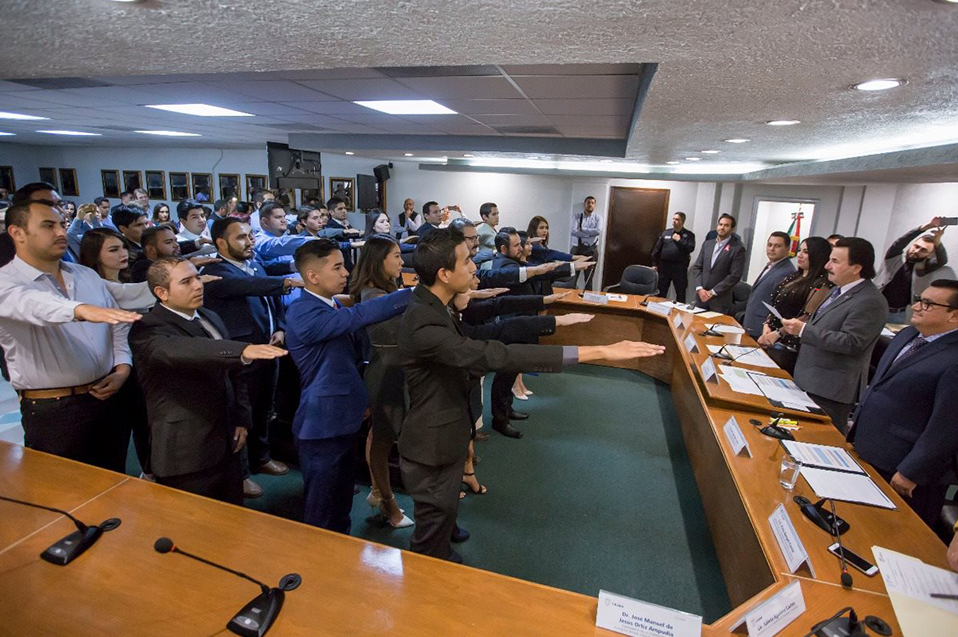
{"left": 692, "top": 214, "right": 747, "bottom": 314}
{"left": 129, "top": 257, "right": 287, "bottom": 504}
{"left": 397, "top": 229, "right": 664, "bottom": 562}
{"left": 651, "top": 211, "right": 696, "bottom": 303}
{"left": 203, "top": 217, "right": 305, "bottom": 493}
{"left": 413, "top": 201, "right": 443, "bottom": 239}
{"left": 324, "top": 196, "right": 362, "bottom": 271}
{"left": 848, "top": 279, "right": 958, "bottom": 527}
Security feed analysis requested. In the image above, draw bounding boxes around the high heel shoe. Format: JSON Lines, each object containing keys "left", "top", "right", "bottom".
{"left": 366, "top": 487, "right": 382, "bottom": 509}
{"left": 523, "top": 389, "right": 534, "bottom": 396}
{"left": 512, "top": 388, "right": 529, "bottom": 400}
{"left": 378, "top": 496, "right": 414, "bottom": 529}
{"left": 461, "top": 472, "right": 487, "bottom": 496}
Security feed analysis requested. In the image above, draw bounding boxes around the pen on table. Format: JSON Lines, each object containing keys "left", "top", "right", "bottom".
{"left": 930, "top": 593, "right": 958, "bottom": 600}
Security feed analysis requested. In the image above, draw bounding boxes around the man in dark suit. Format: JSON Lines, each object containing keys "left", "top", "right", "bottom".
{"left": 780, "top": 238, "right": 888, "bottom": 432}
{"left": 129, "top": 257, "right": 287, "bottom": 504}
{"left": 203, "top": 217, "right": 305, "bottom": 494}
{"left": 397, "top": 229, "right": 665, "bottom": 562}
{"left": 651, "top": 211, "right": 696, "bottom": 302}
{"left": 413, "top": 201, "right": 443, "bottom": 239}
{"left": 324, "top": 196, "right": 362, "bottom": 271}
{"left": 285, "top": 239, "right": 412, "bottom": 533}
{"left": 848, "top": 279, "right": 958, "bottom": 527}
{"left": 131, "top": 225, "right": 221, "bottom": 283}
{"left": 742, "top": 231, "right": 797, "bottom": 337}
{"left": 692, "top": 214, "right": 747, "bottom": 314}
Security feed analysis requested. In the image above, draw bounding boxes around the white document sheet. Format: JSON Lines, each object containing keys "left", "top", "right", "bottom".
{"left": 873, "top": 547, "right": 958, "bottom": 617}
{"left": 717, "top": 365, "right": 765, "bottom": 396}
{"left": 781, "top": 441, "right": 867, "bottom": 475}
{"left": 747, "top": 373, "right": 820, "bottom": 408}
{"left": 800, "top": 467, "right": 897, "bottom": 509}
{"left": 762, "top": 301, "right": 784, "bottom": 320}
{"left": 706, "top": 344, "right": 778, "bottom": 368}
{"left": 712, "top": 325, "right": 745, "bottom": 335}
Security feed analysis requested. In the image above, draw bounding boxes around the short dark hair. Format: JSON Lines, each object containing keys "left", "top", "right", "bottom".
{"left": 252, "top": 190, "right": 270, "bottom": 205}
{"left": 584, "top": 196, "right": 596, "bottom": 203}
{"left": 141, "top": 225, "right": 176, "bottom": 251}
{"left": 94, "top": 196, "right": 110, "bottom": 207}
{"left": 147, "top": 256, "right": 188, "bottom": 299}
{"left": 448, "top": 217, "right": 476, "bottom": 235}
{"left": 5, "top": 201, "right": 45, "bottom": 230}
{"left": 111, "top": 204, "right": 147, "bottom": 230}
{"left": 413, "top": 228, "right": 465, "bottom": 286}
{"left": 260, "top": 200, "right": 285, "bottom": 221}
{"left": 326, "top": 196, "right": 345, "bottom": 210}
{"left": 494, "top": 228, "right": 518, "bottom": 253}
{"left": 674, "top": 211, "right": 687, "bottom": 222}
{"left": 176, "top": 199, "right": 203, "bottom": 219}
{"left": 12, "top": 182, "right": 56, "bottom": 205}
{"left": 298, "top": 205, "right": 316, "bottom": 221}
{"left": 769, "top": 231, "right": 791, "bottom": 246}
{"left": 479, "top": 202, "right": 497, "bottom": 219}
{"left": 422, "top": 201, "right": 439, "bottom": 216}
{"left": 718, "top": 213, "right": 737, "bottom": 228}
{"left": 293, "top": 237, "right": 340, "bottom": 273}
{"left": 928, "top": 279, "right": 958, "bottom": 308}
{"left": 827, "top": 234, "right": 844, "bottom": 242}
{"left": 834, "top": 237, "right": 876, "bottom": 279}
{"left": 210, "top": 216, "right": 245, "bottom": 244}
{"left": 213, "top": 199, "right": 228, "bottom": 211}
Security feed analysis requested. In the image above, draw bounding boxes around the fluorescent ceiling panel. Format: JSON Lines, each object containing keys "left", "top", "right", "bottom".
{"left": 144, "top": 103, "right": 254, "bottom": 117}
{"left": 354, "top": 100, "right": 457, "bottom": 115}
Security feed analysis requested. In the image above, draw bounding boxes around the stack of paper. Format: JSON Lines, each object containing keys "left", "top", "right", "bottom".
{"left": 799, "top": 467, "right": 897, "bottom": 509}
{"left": 747, "top": 373, "right": 821, "bottom": 411}
{"left": 712, "top": 325, "right": 745, "bottom": 335}
{"left": 706, "top": 344, "right": 778, "bottom": 368}
{"left": 873, "top": 547, "right": 958, "bottom": 636}
{"left": 717, "top": 365, "right": 766, "bottom": 396}
{"left": 657, "top": 301, "right": 706, "bottom": 314}
{"left": 781, "top": 441, "right": 866, "bottom": 474}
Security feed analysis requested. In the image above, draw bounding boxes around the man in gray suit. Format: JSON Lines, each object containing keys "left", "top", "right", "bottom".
{"left": 780, "top": 237, "right": 888, "bottom": 432}
{"left": 692, "top": 214, "right": 747, "bottom": 314}
{"left": 742, "top": 231, "right": 797, "bottom": 337}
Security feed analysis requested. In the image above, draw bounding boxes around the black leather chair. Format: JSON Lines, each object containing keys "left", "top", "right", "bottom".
{"left": 731, "top": 280, "right": 751, "bottom": 323}
{"left": 604, "top": 265, "right": 658, "bottom": 295}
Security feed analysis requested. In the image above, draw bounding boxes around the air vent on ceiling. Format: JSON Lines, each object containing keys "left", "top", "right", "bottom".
{"left": 493, "top": 125, "right": 560, "bottom": 136}
{"left": 5, "top": 77, "right": 115, "bottom": 90}
{"left": 376, "top": 65, "right": 501, "bottom": 78}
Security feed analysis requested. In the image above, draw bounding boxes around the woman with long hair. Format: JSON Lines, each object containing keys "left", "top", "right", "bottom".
{"left": 349, "top": 234, "right": 413, "bottom": 528}
{"left": 362, "top": 209, "right": 393, "bottom": 239}
{"left": 524, "top": 215, "right": 577, "bottom": 266}
{"left": 60, "top": 200, "right": 77, "bottom": 222}
{"left": 757, "top": 236, "right": 834, "bottom": 373}
{"left": 152, "top": 203, "right": 172, "bottom": 227}
{"left": 79, "top": 227, "right": 131, "bottom": 282}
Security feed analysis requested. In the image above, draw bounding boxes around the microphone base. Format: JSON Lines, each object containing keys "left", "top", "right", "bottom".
{"left": 228, "top": 588, "right": 285, "bottom": 637}
{"left": 813, "top": 616, "right": 864, "bottom": 637}
{"left": 41, "top": 525, "right": 102, "bottom": 566}
{"left": 700, "top": 329, "right": 722, "bottom": 338}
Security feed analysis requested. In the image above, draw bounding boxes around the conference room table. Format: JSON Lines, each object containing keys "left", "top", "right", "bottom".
{"left": 0, "top": 289, "right": 948, "bottom": 635}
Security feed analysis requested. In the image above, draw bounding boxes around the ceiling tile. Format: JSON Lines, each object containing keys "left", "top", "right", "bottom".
{"left": 377, "top": 65, "right": 501, "bottom": 78}
{"left": 271, "top": 113, "right": 351, "bottom": 126}
{"left": 396, "top": 76, "right": 523, "bottom": 100}
{"left": 394, "top": 114, "right": 478, "bottom": 127}
{"left": 438, "top": 99, "right": 539, "bottom": 115}
{"left": 279, "top": 101, "right": 375, "bottom": 115}
{"left": 547, "top": 114, "right": 631, "bottom": 128}
{"left": 277, "top": 68, "right": 387, "bottom": 80}
{"left": 230, "top": 102, "right": 314, "bottom": 116}
{"left": 0, "top": 80, "right": 43, "bottom": 92}
{"left": 212, "top": 81, "right": 336, "bottom": 102}
{"left": 297, "top": 78, "right": 423, "bottom": 101}
{"left": 535, "top": 98, "right": 635, "bottom": 116}
{"left": 556, "top": 128, "right": 624, "bottom": 139}
{"left": 511, "top": 75, "right": 639, "bottom": 100}
{"left": 17, "top": 89, "right": 117, "bottom": 108}
{"left": 501, "top": 63, "right": 644, "bottom": 76}
{"left": 470, "top": 114, "right": 555, "bottom": 127}
{"left": 134, "top": 82, "right": 251, "bottom": 104}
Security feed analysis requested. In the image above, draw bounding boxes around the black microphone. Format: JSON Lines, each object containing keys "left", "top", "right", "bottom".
{"left": 0, "top": 494, "right": 120, "bottom": 565}
{"left": 700, "top": 322, "right": 723, "bottom": 337}
{"left": 828, "top": 500, "right": 854, "bottom": 589}
{"left": 154, "top": 537, "right": 300, "bottom": 636}
{"left": 712, "top": 345, "right": 760, "bottom": 363}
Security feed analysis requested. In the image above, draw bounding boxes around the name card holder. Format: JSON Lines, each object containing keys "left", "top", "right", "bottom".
{"left": 582, "top": 292, "right": 609, "bottom": 305}
{"left": 729, "top": 580, "right": 806, "bottom": 637}
{"left": 597, "top": 590, "right": 702, "bottom": 637}
{"left": 646, "top": 301, "right": 672, "bottom": 316}
{"left": 701, "top": 356, "right": 718, "bottom": 383}
{"left": 722, "top": 416, "right": 751, "bottom": 458}
{"left": 768, "top": 504, "right": 816, "bottom": 577}
{"left": 684, "top": 333, "right": 699, "bottom": 354}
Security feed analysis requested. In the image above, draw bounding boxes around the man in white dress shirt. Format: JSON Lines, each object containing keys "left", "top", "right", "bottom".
{"left": 570, "top": 195, "right": 602, "bottom": 290}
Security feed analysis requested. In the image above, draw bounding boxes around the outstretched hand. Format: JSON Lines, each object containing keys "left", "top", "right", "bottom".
{"left": 544, "top": 290, "right": 573, "bottom": 304}
{"left": 469, "top": 287, "right": 509, "bottom": 300}
{"left": 242, "top": 344, "right": 288, "bottom": 360}
{"left": 604, "top": 340, "right": 666, "bottom": 360}
{"left": 75, "top": 304, "right": 142, "bottom": 325}
{"left": 555, "top": 313, "right": 594, "bottom": 327}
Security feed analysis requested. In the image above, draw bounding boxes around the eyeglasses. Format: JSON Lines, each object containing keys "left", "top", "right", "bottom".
{"left": 913, "top": 295, "right": 958, "bottom": 311}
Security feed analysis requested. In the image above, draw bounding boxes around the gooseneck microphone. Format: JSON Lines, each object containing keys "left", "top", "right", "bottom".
{"left": 711, "top": 345, "right": 760, "bottom": 363}
{"left": 700, "top": 322, "right": 723, "bottom": 337}
{"left": 828, "top": 500, "right": 854, "bottom": 589}
{"left": 0, "top": 494, "right": 120, "bottom": 565}
{"left": 154, "top": 537, "right": 301, "bottom": 636}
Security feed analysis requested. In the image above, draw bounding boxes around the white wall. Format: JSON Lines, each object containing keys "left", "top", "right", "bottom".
{"left": 747, "top": 200, "right": 815, "bottom": 277}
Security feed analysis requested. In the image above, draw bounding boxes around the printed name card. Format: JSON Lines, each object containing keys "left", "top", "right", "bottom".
{"left": 583, "top": 291, "right": 609, "bottom": 305}
{"left": 672, "top": 313, "right": 685, "bottom": 330}
{"left": 722, "top": 416, "right": 751, "bottom": 458}
{"left": 684, "top": 333, "right": 699, "bottom": 354}
{"left": 646, "top": 301, "right": 672, "bottom": 316}
{"left": 701, "top": 356, "right": 717, "bottom": 383}
{"left": 597, "top": 590, "right": 702, "bottom": 637}
{"left": 729, "top": 580, "right": 806, "bottom": 637}
{"left": 768, "top": 504, "right": 816, "bottom": 577}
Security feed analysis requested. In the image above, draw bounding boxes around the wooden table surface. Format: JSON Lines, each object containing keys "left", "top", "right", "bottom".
{"left": 0, "top": 288, "right": 946, "bottom": 636}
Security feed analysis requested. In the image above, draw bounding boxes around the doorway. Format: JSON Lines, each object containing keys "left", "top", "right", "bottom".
{"left": 602, "top": 187, "right": 671, "bottom": 289}
{"left": 748, "top": 199, "right": 816, "bottom": 279}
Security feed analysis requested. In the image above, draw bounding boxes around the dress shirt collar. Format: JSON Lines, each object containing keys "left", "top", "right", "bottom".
{"left": 221, "top": 255, "right": 254, "bottom": 274}
{"left": 10, "top": 255, "right": 73, "bottom": 281}
{"left": 921, "top": 326, "right": 958, "bottom": 343}
{"left": 838, "top": 277, "right": 866, "bottom": 295}
{"left": 161, "top": 303, "right": 199, "bottom": 321}
{"left": 714, "top": 236, "right": 730, "bottom": 250}
{"left": 305, "top": 288, "right": 336, "bottom": 308}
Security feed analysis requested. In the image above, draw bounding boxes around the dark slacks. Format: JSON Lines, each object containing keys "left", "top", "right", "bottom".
{"left": 20, "top": 392, "right": 126, "bottom": 471}
{"left": 400, "top": 455, "right": 463, "bottom": 560}
{"left": 657, "top": 262, "right": 689, "bottom": 303}
{"left": 807, "top": 392, "right": 852, "bottom": 435}
{"left": 298, "top": 434, "right": 357, "bottom": 534}
{"left": 875, "top": 467, "right": 949, "bottom": 530}
{"left": 571, "top": 245, "right": 597, "bottom": 290}
{"left": 239, "top": 358, "right": 278, "bottom": 469}
{"left": 112, "top": 370, "right": 150, "bottom": 475}
{"left": 156, "top": 452, "right": 243, "bottom": 505}
{"left": 490, "top": 370, "right": 519, "bottom": 426}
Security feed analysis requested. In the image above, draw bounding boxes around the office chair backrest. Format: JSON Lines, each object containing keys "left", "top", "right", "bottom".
{"left": 620, "top": 265, "right": 658, "bottom": 295}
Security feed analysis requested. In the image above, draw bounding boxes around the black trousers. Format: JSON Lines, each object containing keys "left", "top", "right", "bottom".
{"left": 571, "top": 245, "right": 597, "bottom": 290}
{"left": 20, "top": 392, "right": 126, "bottom": 472}
{"left": 113, "top": 369, "right": 150, "bottom": 475}
{"left": 298, "top": 434, "right": 357, "bottom": 534}
{"left": 807, "top": 392, "right": 852, "bottom": 435}
{"left": 239, "top": 358, "right": 278, "bottom": 469}
{"left": 875, "top": 467, "right": 949, "bottom": 530}
{"left": 400, "top": 455, "right": 463, "bottom": 560}
{"left": 657, "top": 262, "right": 689, "bottom": 303}
{"left": 156, "top": 452, "right": 243, "bottom": 505}
{"left": 490, "top": 371, "right": 519, "bottom": 426}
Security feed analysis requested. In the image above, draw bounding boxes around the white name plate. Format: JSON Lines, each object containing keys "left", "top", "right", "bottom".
{"left": 583, "top": 291, "right": 609, "bottom": 305}
{"left": 684, "top": 333, "right": 699, "bottom": 354}
{"left": 597, "top": 590, "right": 702, "bottom": 637}
{"left": 701, "top": 356, "right": 717, "bottom": 383}
{"left": 729, "top": 580, "right": 806, "bottom": 637}
{"left": 768, "top": 504, "right": 816, "bottom": 577}
{"left": 646, "top": 301, "right": 672, "bottom": 316}
{"left": 672, "top": 313, "right": 685, "bottom": 330}
{"left": 722, "top": 416, "right": 751, "bottom": 458}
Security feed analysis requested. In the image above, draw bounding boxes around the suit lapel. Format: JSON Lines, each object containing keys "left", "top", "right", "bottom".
{"left": 156, "top": 304, "right": 207, "bottom": 338}
{"left": 879, "top": 329, "right": 958, "bottom": 381}
{"left": 813, "top": 281, "right": 865, "bottom": 323}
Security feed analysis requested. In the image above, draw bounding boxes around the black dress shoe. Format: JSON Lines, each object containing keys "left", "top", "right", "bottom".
{"left": 493, "top": 422, "right": 523, "bottom": 439}
{"left": 451, "top": 525, "right": 470, "bottom": 543}
{"left": 447, "top": 549, "right": 463, "bottom": 564}
{"left": 508, "top": 409, "right": 529, "bottom": 420}
{"left": 474, "top": 431, "right": 490, "bottom": 442}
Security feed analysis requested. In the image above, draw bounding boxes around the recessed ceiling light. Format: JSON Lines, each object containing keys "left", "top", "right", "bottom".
{"left": 404, "top": 153, "right": 414, "bottom": 157}
{"left": 724, "top": 138, "right": 750, "bottom": 143}
{"left": 37, "top": 130, "right": 102, "bottom": 136}
{"left": 145, "top": 103, "right": 254, "bottom": 117}
{"left": 700, "top": 150, "right": 721, "bottom": 154}
{"left": 666, "top": 161, "right": 680, "bottom": 165}
{"left": 684, "top": 157, "right": 702, "bottom": 161}
{"left": 766, "top": 120, "right": 801, "bottom": 126}
{"left": 134, "top": 130, "right": 201, "bottom": 137}
{"left": 355, "top": 100, "right": 456, "bottom": 115}
{"left": 344, "top": 151, "right": 354, "bottom": 155}
{"left": 852, "top": 78, "right": 906, "bottom": 92}
{"left": 931, "top": 0, "right": 958, "bottom": 4}
{"left": 600, "top": 159, "right": 614, "bottom": 163}
{"left": 463, "top": 154, "right": 474, "bottom": 157}
{"left": 0, "top": 111, "right": 49, "bottom": 121}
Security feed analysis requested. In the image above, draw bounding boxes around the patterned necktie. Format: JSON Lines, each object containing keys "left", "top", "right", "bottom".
{"left": 815, "top": 287, "right": 842, "bottom": 316}
{"left": 893, "top": 336, "right": 928, "bottom": 368}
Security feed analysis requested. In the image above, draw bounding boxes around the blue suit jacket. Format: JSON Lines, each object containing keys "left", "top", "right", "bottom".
{"left": 850, "top": 325, "right": 958, "bottom": 484}
{"left": 286, "top": 288, "right": 412, "bottom": 440}
{"left": 200, "top": 258, "right": 287, "bottom": 344}
{"left": 742, "top": 258, "right": 797, "bottom": 337}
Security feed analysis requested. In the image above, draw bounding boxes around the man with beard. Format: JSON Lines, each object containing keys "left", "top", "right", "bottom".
{"left": 875, "top": 217, "right": 948, "bottom": 323}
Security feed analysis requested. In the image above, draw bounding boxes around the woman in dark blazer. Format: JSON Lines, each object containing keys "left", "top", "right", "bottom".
{"left": 350, "top": 234, "right": 414, "bottom": 528}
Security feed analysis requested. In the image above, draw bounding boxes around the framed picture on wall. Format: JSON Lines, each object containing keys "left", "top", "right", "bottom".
{"left": 329, "top": 177, "right": 354, "bottom": 211}
{"left": 191, "top": 173, "right": 212, "bottom": 202}
{"left": 101, "top": 170, "right": 120, "bottom": 198}
{"left": 58, "top": 168, "right": 79, "bottom": 197}
{"left": 218, "top": 173, "right": 241, "bottom": 200}
{"left": 169, "top": 172, "right": 190, "bottom": 201}
{"left": 0, "top": 166, "right": 16, "bottom": 193}
{"left": 122, "top": 170, "right": 142, "bottom": 193}
{"left": 145, "top": 170, "right": 167, "bottom": 200}
{"left": 39, "top": 167, "right": 58, "bottom": 191}
{"left": 245, "top": 174, "right": 267, "bottom": 199}
{"left": 301, "top": 186, "right": 325, "bottom": 207}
